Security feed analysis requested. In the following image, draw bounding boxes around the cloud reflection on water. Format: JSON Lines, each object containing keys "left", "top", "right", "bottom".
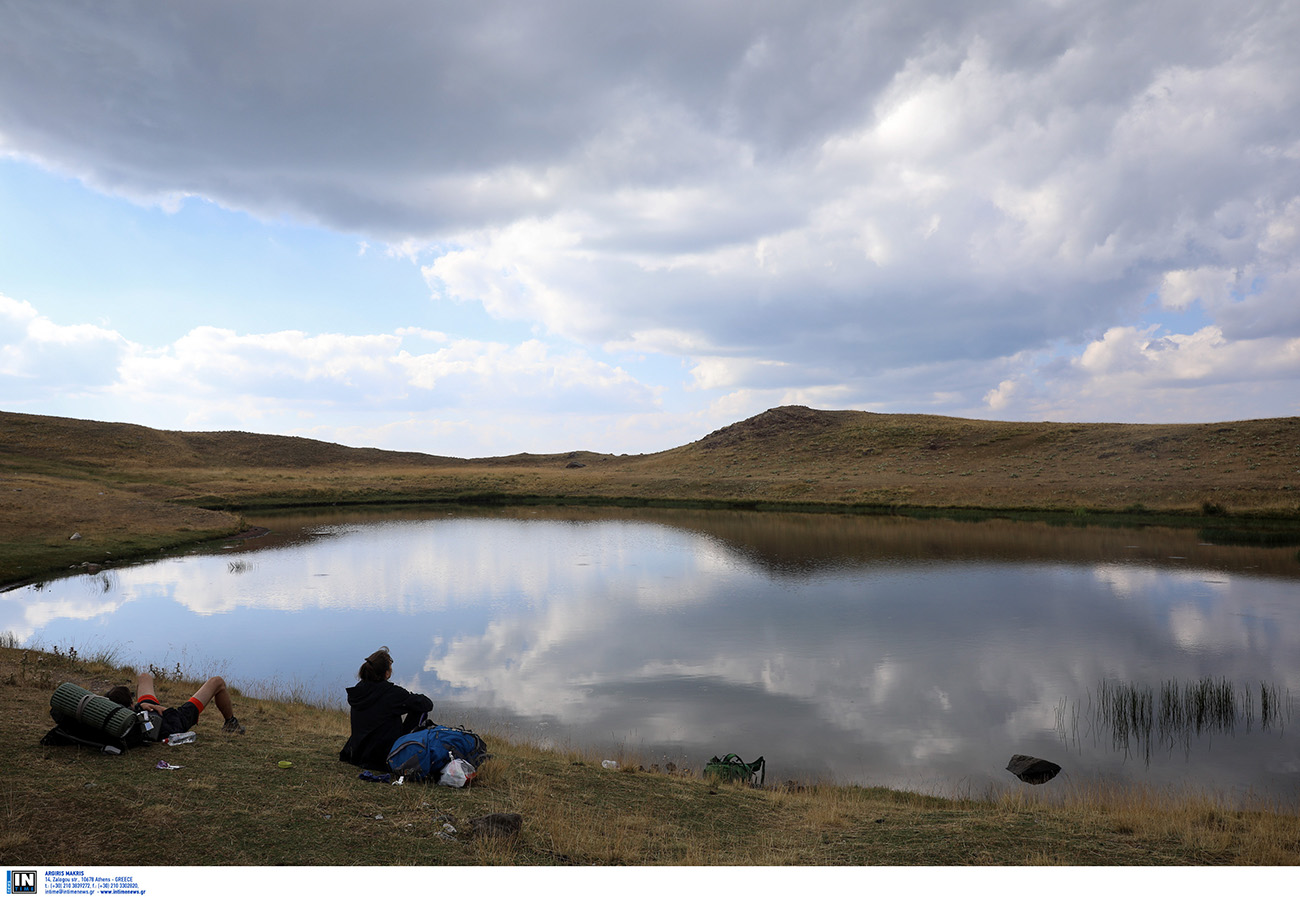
{"left": 4, "top": 508, "right": 1297, "bottom": 802}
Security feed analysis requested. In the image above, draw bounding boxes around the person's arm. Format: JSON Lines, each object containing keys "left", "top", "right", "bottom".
{"left": 402, "top": 689, "right": 433, "bottom": 715}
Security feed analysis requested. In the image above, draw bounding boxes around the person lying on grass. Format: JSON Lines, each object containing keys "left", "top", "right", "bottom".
{"left": 106, "top": 670, "right": 245, "bottom": 739}
{"left": 339, "top": 646, "right": 433, "bottom": 770}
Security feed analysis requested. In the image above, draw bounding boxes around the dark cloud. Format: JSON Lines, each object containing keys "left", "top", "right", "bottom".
{"left": 3, "top": 0, "right": 1299, "bottom": 423}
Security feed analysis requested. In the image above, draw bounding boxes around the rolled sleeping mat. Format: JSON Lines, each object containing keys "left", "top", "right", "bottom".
{"left": 50, "top": 681, "right": 137, "bottom": 739}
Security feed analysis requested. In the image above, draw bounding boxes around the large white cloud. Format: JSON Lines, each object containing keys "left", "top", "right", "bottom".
{"left": 0, "top": 293, "right": 130, "bottom": 396}
{"left": 2, "top": 1, "right": 1299, "bottom": 434}
{"left": 115, "top": 326, "right": 654, "bottom": 414}
{"left": 1, "top": 295, "right": 660, "bottom": 453}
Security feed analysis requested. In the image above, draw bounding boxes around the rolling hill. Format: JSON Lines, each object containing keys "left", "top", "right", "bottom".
{"left": 2, "top": 406, "right": 1298, "bottom": 584}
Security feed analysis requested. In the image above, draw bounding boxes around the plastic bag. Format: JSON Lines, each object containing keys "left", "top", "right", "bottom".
{"left": 438, "top": 758, "right": 477, "bottom": 788}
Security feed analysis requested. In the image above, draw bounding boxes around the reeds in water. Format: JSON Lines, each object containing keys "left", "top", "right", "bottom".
{"left": 1072, "top": 677, "right": 1292, "bottom": 766}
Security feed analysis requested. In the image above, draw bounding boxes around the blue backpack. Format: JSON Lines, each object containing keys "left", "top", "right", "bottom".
{"left": 387, "top": 725, "right": 490, "bottom": 782}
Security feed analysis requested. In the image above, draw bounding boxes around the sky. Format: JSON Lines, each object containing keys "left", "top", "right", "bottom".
{"left": 2, "top": 1, "right": 1298, "bottom": 458}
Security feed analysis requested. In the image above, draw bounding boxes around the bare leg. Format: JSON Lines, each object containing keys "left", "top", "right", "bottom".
{"left": 191, "top": 676, "right": 235, "bottom": 720}
{"left": 133, "top": 671, "right": 157, "bottom": 702}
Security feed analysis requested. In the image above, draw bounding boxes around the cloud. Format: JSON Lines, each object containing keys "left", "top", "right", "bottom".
{"left": 1076, "top": 325, "right": 1300, "bottom": 387}
{"left": 0, "top": 293, "right": 131, "bottom": 396}
{"left": 2, "top": 292, "right": 662, "bottom": 452}
{"left": 989, "top": 324, "right": 1300, "bottom": 421}
{"left": 2, "top": 2, "right": 1300, "bottom": 435}
{"left": 118, "top": 328, "right": 656, "bottom": 422}
{"left": 399, "top": 2, "right": 1300, "bottom": 414}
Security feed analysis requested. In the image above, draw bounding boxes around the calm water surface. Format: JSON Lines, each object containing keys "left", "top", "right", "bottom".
{"left": 6, "top": 508, "right": 1298, "bottom": 804}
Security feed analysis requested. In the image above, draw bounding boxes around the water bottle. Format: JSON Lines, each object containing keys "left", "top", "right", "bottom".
{"left": 165, "top": 731, "right": 197, "bottom": 745}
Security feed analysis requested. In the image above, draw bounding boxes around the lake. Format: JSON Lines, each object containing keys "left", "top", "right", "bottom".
{"left": 5, "top": 506, "right": 1298, "bottom": 805}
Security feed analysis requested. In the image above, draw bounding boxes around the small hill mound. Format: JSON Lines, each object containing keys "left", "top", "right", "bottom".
{"left": 690, "top": 405, "right": 858, "bottom": 451}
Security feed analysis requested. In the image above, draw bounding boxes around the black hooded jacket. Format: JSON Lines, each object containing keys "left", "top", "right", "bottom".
{"left": 338, "top": 679, "right": 434, "bottom": 770}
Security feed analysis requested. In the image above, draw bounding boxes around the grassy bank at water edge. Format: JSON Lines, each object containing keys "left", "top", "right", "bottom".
{"left": 3, "top": 643, "right": 1298, "bottom": 866}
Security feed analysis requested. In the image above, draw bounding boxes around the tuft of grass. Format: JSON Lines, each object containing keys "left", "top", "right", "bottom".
{"left": 3, "top": 645, "right": 1298, "bottom": 866}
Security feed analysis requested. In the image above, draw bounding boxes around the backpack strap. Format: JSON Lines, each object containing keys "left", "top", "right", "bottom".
{"left": 74, "top": 692, "right": 94, "bottom": 724}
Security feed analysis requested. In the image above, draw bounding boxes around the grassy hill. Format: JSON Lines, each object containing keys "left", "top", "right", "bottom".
{"left": 2, "top": 406, "right": 1298, "bottom": 584}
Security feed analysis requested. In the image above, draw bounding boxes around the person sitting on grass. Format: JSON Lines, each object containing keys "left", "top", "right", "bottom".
{"left": 339, "top": 646, "right": 433, "bottom": 770}
{"left": 106, "top": 670, "right": 245, "bottom": 739}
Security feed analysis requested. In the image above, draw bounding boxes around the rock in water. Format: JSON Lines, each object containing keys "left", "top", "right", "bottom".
{"left": 1006, "top": 754, "right": 1061, "bottom": 784}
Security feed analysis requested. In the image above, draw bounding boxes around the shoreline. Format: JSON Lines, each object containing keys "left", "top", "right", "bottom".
{"left": 5, "top": 406, "right": 1299, "bottom": 587}
{"left": 7, "top": 489, "right": 1300, "bottom": 591}
{"left": 8, "top": 505, "right": 1299, "bottom": 817}
{"left": 4, "top": 644, "right": 1297, "bottom": 866}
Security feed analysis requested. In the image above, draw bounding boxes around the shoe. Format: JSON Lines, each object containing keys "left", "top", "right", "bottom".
{"left": 221, "top": 716, "right": 246, "bottom": 735}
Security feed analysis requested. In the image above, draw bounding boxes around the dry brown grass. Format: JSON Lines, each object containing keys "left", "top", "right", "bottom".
{"left": 5, "top": 411, "right": 1299, "bottom": 865}
{"left": 993, "top": 781, "right": 1300, "bottom": 865}
{"left": 3, "top": 406, "right": 1299, "bottom": 586}
{"left": 4, "top": 645, "right": 1298, "bottom": 866}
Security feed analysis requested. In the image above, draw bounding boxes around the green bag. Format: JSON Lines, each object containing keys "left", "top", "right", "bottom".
{"left": 704, "top": 753, "right": 765, "bottom": 786}
{"left": 43, "top": 681, "right": 145, "bottom": 753}
{"left": 50, "top": 682, "right": 138, "bottom": 738}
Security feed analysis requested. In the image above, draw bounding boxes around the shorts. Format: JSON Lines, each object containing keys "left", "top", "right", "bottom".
{"left": 136, "top": 696, "right": 201, "bottom": 739}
